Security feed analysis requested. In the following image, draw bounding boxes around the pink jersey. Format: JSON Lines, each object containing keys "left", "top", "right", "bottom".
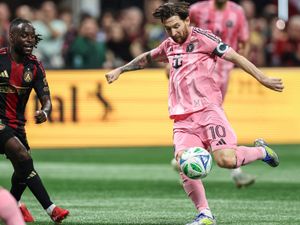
{"left": 151, "top": 27, "right": 231, "bottom": 119}
{"left": 189, "top": 1, "right": 249, "bottom": 97}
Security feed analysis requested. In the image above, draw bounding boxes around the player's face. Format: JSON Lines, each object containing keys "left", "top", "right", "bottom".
{"left": 10, "top": 23, "right": 36, "bottom": 55}
{"left": 163, "top": 16, "right": 190, "bottom": 44}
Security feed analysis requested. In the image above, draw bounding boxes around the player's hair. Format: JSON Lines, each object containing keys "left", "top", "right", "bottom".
{"left": 9, "top": 18, "right": 42, "bottom": 48}
{"left": 152, "top": 2, "right": 190, "bottom": 22}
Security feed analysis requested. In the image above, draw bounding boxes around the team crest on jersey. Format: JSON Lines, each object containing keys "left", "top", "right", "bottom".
{"left": 205, "top": 19, "right": 211, "bottom": 24}
{"left": 186, "top": 43, "right": 195, "bottom": 52}
{"left": 226, "top": 20, "right": 233, "bottom": 28}
{"left": 23, "top": 68, "right": 33, "bottom": 83}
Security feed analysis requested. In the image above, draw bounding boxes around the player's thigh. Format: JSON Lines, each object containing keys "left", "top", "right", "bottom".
{"left": 173, "top": 130, "right": 205, "bottom": 159}
{"left": 201, "top": 106, "right": 237, "bottom": 151}
{"left": 0, "top": 123, "right": 13, "bottom": 154}
{"left": 0, "top": 125, "right": 30, "bottom": 162}
{"left": 173, "top": 116, "right": 206, "bottom": 159}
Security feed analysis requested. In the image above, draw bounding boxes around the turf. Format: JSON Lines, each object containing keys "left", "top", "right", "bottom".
{"left": 0, "top": 145, "right": 300, "bottom": 225}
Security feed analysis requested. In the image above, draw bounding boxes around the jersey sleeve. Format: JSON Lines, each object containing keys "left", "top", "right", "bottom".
{"left": 195, "top": 28, "right": 231, "bottom": 58}
{"left": 150, "top": 40, "right": 168, "bottom": 63}
{"left": 33, "top": 61, "right": 50, "bottom": 99}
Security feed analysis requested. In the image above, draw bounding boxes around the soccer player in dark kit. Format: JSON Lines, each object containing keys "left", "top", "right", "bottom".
{"left": 0, "top": 18, "right": 69, "bottom": 223}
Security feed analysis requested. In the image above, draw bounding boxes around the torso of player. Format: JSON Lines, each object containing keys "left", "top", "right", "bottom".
{"left": 190, "top": 1, "right": 248, "bottom": 76}
{"left": 152, "top": 27, "right": 224, "bottom": 118}
{"left": 0, "top": 48, "right": 39, "bottom": 129}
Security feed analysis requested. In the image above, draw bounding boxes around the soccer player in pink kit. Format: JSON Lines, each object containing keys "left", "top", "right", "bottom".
{"left": 189, "top": 0, "right": 255, "bottom": 188}
{"left": 105, "top": 2, "right": 283, "bottom": 225}
{"left": 0, "top": 187, "right": 26, "bottom": 225}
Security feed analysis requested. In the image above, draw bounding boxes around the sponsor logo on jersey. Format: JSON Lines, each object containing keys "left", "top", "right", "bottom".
{"left": 216, "top": 138, "right": 227, "bottom": 145}
{"left": 0, "top": 70, "right": 9, "bottom": 78}
{"left": 0, "top": 86, "right": 16, "bottom": 93}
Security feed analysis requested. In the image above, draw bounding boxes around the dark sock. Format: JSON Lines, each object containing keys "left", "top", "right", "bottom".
{"left": 17, "top": 159, "right": 53, "bottom": 209}
{"left": 10, "top": 172, "right": 27, "bottom": 201}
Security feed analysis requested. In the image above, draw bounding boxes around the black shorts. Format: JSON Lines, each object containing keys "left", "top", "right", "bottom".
{"left": 0, "top": 124, "right": 30, "bottom": 154}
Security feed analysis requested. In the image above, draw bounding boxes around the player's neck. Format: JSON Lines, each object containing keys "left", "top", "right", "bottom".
{"left": 9, "top": 47, "right": 26, "bottom": 63}
{"left": 214, "top": 2, "right": 227, "bottom": 10}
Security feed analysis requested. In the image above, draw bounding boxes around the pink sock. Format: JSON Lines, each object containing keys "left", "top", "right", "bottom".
{"left": 180, "top": 172, "right": 209, "bottom": 212}
{"left": 0, "top": 188, "right": 25, "bottom": 225}
{"left": 235, "top": 146, "right": 264, "bottom": 167}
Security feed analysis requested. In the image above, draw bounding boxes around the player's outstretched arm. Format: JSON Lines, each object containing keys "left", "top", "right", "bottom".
{"left": 224, "top": 49, "right": 284, "bottom": 92}
{"left": 105, "top": 51, "right": 152, "bottom": 84}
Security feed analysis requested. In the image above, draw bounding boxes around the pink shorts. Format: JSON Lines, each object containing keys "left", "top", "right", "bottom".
{"left": 173, "top": 104, "right": 237, "bottom": 157}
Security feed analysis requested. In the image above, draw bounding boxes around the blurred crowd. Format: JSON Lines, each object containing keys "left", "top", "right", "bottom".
{"left": 0, "top": 0, "right": 300, "bottom": 69}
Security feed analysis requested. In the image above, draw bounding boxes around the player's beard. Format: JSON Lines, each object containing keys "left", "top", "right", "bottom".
{"left": 174, "top": 26, "right": 189, "bottom": 44}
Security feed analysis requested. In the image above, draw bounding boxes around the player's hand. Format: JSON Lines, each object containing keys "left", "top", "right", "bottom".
{"left": 261, "top": 77, "right": 284, "bottom": 92}
{"left": 35, "top": 110, "right": 48, "bottom": 124}
{"left": 105, "top": 68, "right": 122, "bottom": 84}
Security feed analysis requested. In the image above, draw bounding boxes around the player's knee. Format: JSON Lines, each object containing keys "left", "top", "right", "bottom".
{"left": 5, "top": 138, "right": 30, "bottom": 162}
{"left": 16, "top": 147, "right": 30, "bottom": 162}
{"left": 215, "top": 156, "right": 236, "bottom": 168}
{"left": 213, "top": 149, "right": 236, "bottom": 168}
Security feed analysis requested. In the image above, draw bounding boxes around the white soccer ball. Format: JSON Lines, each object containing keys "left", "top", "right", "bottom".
{"left": 179, "top": 147, "right": 212, "bottom": 179}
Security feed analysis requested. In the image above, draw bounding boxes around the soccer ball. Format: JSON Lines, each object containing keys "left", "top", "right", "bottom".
{"left": 179, "top": 147, "right": 212, "bottom": 179}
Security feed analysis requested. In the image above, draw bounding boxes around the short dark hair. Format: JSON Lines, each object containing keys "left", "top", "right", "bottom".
{"left": 10, "top": 18, "right": 31, "bottom": 31}
{"left": 9, "top": 18, "right": 42, "bottom": 48}
{"left": 152, "top": 2, "right": 190, "bottom": 22}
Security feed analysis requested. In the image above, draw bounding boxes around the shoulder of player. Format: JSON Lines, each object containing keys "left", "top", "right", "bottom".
{"left": 190, "top": 1, "right": 208, "bottom": 12}
{"left": 158, "top": 37, "right": 174, "bottom": 48}
{"left": 192, "top": 27, "right": 220, "bottom": 42}
{"left": 228, "top": 1, "right": 245, "bottom": 13}
{"left": 27, "top": 55, "right": 43, "bottom": 67}
{"left": 27, "top": 55, "right": 46, "bottom": 75}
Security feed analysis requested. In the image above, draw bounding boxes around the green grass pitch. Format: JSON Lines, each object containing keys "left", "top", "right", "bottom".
{"left": 1, "top": 145, "right": 300, "bottom": 225}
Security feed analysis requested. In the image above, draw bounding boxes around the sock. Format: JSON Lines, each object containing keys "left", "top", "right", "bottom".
{"left": 10, "top": 172, "right": 27, "bottom": 202}
{"left": 230, "top": 167, "right": 243, "bottom": 177}
{"left": 235, "top": 146, "right": 265, "bottom": 168}
{"left": 200, "top": 208, "right": 213, "bottom": 218}
{"left": 25, "top": 171, "right": 53, "bottom": 210}
{"left": 180, "top": 172, "right": 208, "bottom": 212}
{"left": 16, "top": 159, "right": 53, "bottom": 209}
{"left": 0, "top": 188, "right": 26, "bottom": 225}
{"left": 46, "top": 204, "right": 56, "bottom": 216}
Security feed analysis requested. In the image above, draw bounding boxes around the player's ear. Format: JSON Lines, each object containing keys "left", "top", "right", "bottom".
{"left": 184, "top": 16, "right": 190, "bottom": 26}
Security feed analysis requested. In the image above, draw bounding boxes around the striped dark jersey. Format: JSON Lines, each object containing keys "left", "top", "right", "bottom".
{"left": 0, "top": 48, "right": 50, "bottom": 132}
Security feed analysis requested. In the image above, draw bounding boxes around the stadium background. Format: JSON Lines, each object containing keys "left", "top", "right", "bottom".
{"left": 1, "top": 0, "right": 300, "bottom": 225}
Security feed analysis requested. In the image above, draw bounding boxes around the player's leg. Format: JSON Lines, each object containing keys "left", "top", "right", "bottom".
{"left": 0, "top": 187, "right": 26, "bottom": 225}
{"left": 4, "top": 135, "right": 69, "bottom": 222}
{"left": 0, "top": 126, "right": 33, "bottom": 222}
{"left": 205, "top": 105, "right": 279, "bottom": 169}
{"left": 219, "top": 79, "right": 256, "bottom": 188}
{"left": 10, "top": 171, "right": 27, "bottom": 205}
{"left": 230, "top": 168, "right": 256, "bottom": 188}
{"left": 170, "top": 152, "right": 255, "bottom": 188}
{"left": 173, "top": 118, "right": 216, "bottom": 225}
{"left": 176, "top": 150, "right": 216, "bottom": 225}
